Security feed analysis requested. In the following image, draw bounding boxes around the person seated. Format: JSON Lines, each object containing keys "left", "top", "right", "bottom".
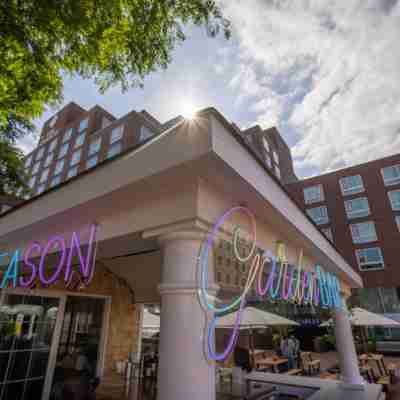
{"left": 234, "top": 346, "right": 252, "bottom": 373}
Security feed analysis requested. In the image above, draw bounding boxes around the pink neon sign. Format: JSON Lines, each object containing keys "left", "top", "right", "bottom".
{"left": 0, "top": 224, "right": 98, "bottom": 289}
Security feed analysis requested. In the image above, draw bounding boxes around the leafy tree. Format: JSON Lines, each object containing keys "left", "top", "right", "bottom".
{"left": 0, "top": 0, "right": 230, "bottom": 194}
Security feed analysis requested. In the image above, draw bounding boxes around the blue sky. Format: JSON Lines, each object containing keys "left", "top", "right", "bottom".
{"left": 24, "top": 0, "right": 400, "bottom": 179}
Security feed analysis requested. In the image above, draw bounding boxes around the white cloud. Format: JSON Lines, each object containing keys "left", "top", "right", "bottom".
{"left": 219, "top": 0, "right": 400, "bottom": 177}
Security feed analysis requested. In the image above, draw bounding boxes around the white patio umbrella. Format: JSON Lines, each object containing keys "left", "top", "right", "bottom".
{"left": 320, "top": 307, "right": 400, "bottom": 353}
{"left": 216, "top": 306, "right": 299, "bottom": 364}
{"left": 320, "top": 307, "right": 400, "bottom": 328}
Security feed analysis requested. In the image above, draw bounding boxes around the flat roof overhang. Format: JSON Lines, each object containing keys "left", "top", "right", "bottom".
{"left": 0, "top": 109, "right": 362, "bottom": 289}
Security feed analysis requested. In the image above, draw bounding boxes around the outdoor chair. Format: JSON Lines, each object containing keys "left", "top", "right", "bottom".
{"left": 300, "top": 352, "right": 320, "bottom": 376}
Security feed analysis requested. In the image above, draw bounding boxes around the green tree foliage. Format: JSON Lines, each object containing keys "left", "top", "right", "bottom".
{"left": 0, "top": 0, "right": 230, "bottom": 194}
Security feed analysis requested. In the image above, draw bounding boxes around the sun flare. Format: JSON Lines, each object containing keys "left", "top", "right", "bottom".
{"left": 181, "top": 101, "right": 198, "bottom": 119}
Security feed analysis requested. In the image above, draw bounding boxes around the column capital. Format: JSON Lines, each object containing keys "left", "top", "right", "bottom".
{"left": 142, "top": 218, "right": 211, "bottom": 243}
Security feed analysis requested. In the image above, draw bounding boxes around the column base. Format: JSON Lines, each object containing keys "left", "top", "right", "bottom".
{"left": 339, "top": 382, "right": 365, "bottom": 391}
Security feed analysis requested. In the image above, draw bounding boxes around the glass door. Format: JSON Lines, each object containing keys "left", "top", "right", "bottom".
{"left": 0, "top": 292, "right": 65, "bottom": 400}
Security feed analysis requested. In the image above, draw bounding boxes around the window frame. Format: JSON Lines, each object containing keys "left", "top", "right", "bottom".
{"left": 74, "top": 132, "right": 86, "bottom": 148}
{"left": 50, "top": 175, "right": 61, "bottom": 188}
{"left": 306, "top": 206, "right": 329, "bottom": 225}
{"left": 88, "top": 137, "right": 102, "bottom": 156}
{"left": 388, "top": 189, "right": 400, "bottom": 211}
{"left": 139, "top": 125, "right": 154, "bottom": 142}
{"left": 70, "top": 149, "right": 82, "bottom": 166}
{"left": 303, "top": 185, "right": 324, "bottom": 205}
{"left": 344, "top": 197, "right": 370, "bottom": 219}
{"left": 350, "top": 221, "right": 378, "bottom": 244}
{"left": 110, "top": 125, "right": 124, "bottom": 144}
{"left": 36, "top": 146, "right": 46, "bottom": 161}
{"left": 107, "top": 141, "right": 122, "bottom": 159}
{"left": 54, "top": 159, "right": 65, "bottom": 176}
{"left": 395, "top": 215, "right": 400, "bottom": 232}
{"left": 381, "top": 165, "right": 400, "bottom": 186}
{"left": 86, "top": 154, "right": 99, "bottom": 170}
{"left": 63, "top": 127, "right": 73, "bottom": 143}
{"left": 262, "top": 137, "right": 270, "bottom": 153}
{"left": 39, "top": 168, "right": 50, "bottom": 184}
{"left": 339, "top": 175, "right": 364, "bottom": 196}
{"left": 58, "top": 142, "right": 69, "bottom": 159}
{"left": 67, "top": 166, "right": 78, "bottom": 179}
{"left": 48, "top": 138, "right": 58, "bottom": 153}
{"left": 79, "top": 117, "right": 89, "bottom": 133}
{"left": 44, "top": 153, "right": 54, "bottom": 168}
{"left": 355, "top": 247, "right": 385, "bottom": 271}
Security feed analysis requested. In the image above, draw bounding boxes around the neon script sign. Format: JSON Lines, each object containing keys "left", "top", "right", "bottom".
{"left": 0, "top": 224, "right": 98, "bottom": 289}
{"left": 197, "top": 207, "right": 343, "bottom": 362}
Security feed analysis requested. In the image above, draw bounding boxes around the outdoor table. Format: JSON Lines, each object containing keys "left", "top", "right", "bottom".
{"left": 318, "top": 372, "right": 339, "bottom": 381}
{"left": 256, "top": 357, "right": 288, "bottom": 373}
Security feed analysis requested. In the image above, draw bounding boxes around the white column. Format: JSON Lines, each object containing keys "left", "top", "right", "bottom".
{"left": 157, "top": 230, "right": 216, "bottom": 400}
{"left": 333, "top": 299, "right": 364, "bottom": 389}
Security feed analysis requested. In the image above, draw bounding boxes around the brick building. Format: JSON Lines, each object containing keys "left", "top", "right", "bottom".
{"left": 286, "top": 155, "right": 400, "bottom": 328}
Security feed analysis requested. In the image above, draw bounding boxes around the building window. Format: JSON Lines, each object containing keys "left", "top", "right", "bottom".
{"left": 36, "top": 146, "right": 45, "bottom": 161}
{"left": 339, "top": 175, "right": 364, "bottom": 196}
{"left": 382, "top": 165, "right": 400, "bottom": 186}
{"left": 140, "top": 125, "right": 154, "bottom": 142}
{"left": 28, "top": 176, "right": 36, "bottom": 189}
{"left": 388, "top": 190, "right": 400, "bottom": 211}
{"left": 265, "top": 154, "right": 272, "bottom": 168}
{"left": 32, "top": 162, "right": 40, "bottom": 175}
{"left": 321, "top": 227, "right": 333, "bottom": 242}
{"left": 395, "top": 216, "right": 400, "bottom": 231}
{"left": 70, "top": 149, "right": 81, "bottom": 166}
{"left": 74, "top": 132, "right": 85, "bottom": 148}
{"left": 350, "top": 221, "right": 377, "bottom": 244}
{"left": 67, "top": 166, "right": 78, "bottom": 179}
{"left": 273, "top": 151, "right": 279, "bottom": 164}
{"left": 262, "top": 137, "right": 270, "bottom": 152}
{"left": 110, "top": 125, "right": 124, "bottom": 144}
{"left": 25, "top": 155, "right": 33, "bottom": 168}
{"left": 79, "top": 117, "right": 89, "bottom": 133}
{"left": 306, "top": 206, "right": 329, "bottom": 225}
{"left": 36, "top": 183, "right": 46, "bottom": 195}
{"left": 58, "top": 143, "right": 69, "bottom": 159}
{"left": 50, "top": 175, "right": 61, "bottom": 187}
{"left": 275, "top": 165, "right": 281, "bottom": 180}
{"left": 54, "top": 159, "right": 65, "bottom": 176}
{"left": 86, "top": 155, "right": 98, "bottom": 170}
{"left": 303, "top": 185, "right": 324, "bottom": 204}
{"left": 344, "top": 197, "right": 370, "bottom": 219}
{"left": 63, "top": 128, "right": 73, "bottom": 143}
{"left": 102, "top": 116, "right": 112, "bottom": 129}
{"left": 49, "top": 114, "right": 58, "bottom": 128}
{"left": 89, "top": 137, "right": 101, "bottom": 156}
{"left": 107, "top": 142, "right": 122, "bottom": 158}
{"left": 356, "top": 247, "right": 384, "bottom": 271}
{"left": 44, "top": 153, "right": 54, "bottom": 168}
{"left": 49, "top": 138, "right": 58, "bottom": 153}
{"left": 40, "top": 168, "right": 50, "bottom": 184}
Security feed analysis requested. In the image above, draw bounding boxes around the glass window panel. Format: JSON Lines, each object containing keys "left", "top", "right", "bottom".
{"left": 48, "top": 138, "right": 58, "bottom": 153}
{"left": 382, "top": 165, "right": 400, "bottom": 186}
{"left": 139, "top": 125, "right": 154, "bottom": 142}
{"left": 388, "top": 190, "right": 400, "bottom": 210}
{"left": 344, "top": 197, "right": 370, "bottom": 219}
{"left": 44, "top": 153, "right": 53, "bottom": 168}
{"left": 37, "top": 183, "right": 46, "bottom": 194}
{"left": 67, "top": 166, "right": 78, "bottom": 179}
{"left": 63, "top": 128, "right": 73, "bottom": 143}
{"left": 304, "top": 185, "right": 324, "bottom": 204}
{"left": 89, "top": 137, "right": 101, "bottom": 156}
{"left": 356, "top": 247, "right": 384, "bottom": 271}
{"left": 74, "top": 132, "right": 85, "bottom": 148}
{"left": 273, "top": 151, "right": 279, "bottom": 164}
{"left": 31, "top": 162, "right": 40, "bottom": 175}
{"left": 50, "top": 175, "right": 61, "bottom": 187}
{"left": 28, "top": 176, "right": 36, "bottom": 188}
{"left": 275, "top": 165, "right": 281, "bottom": 180}
{"left": 79, "top": 117, "right": 89, "bottom": 133}
{"left": 262, "top": 137, "right": 270, "bottom": 152}
{"left": 70, "top": 149, "right": 81, "bottom": 166}
{"left": 107, "top": 141, "right": 122, "bottom": 158}
{"left": 350, "top": 221, "right": 377, "bottom": 244}
{"left": 54, "top": 159, "right": 65, "bottom": 176}
{"left": 306, "top": 206, "right": 329, "bottom": 225}
{"left": 265, "top": 154, "right": 272, "bottom": 168}
{"left": 86, "top": 155, "right": 98, "bottom": 169}
{"left": 36, "top": 147, "right": 45, "bottom": 161}
{"left": 339, "top": 175, "right": 364, "bottom": 196}
{"left": 39, "top": 168, "right": 49, "bottom": 184}
{"left": 58, "top": 143, "right": 69, "bottom": 159}
{"left": 110, "top": 125, "right": 124, "bottom": 144}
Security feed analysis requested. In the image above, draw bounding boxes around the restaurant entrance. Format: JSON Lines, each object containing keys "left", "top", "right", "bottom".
{"left": 0, "top": 291, "right": 64, "bottom": 400}
{"left": 0, "top": 291, "right": 108, "bottom": 400}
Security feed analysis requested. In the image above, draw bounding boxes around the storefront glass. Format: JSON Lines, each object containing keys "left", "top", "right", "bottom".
{"left": 0, "top": 293, "right": 61, "bottom": 400}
